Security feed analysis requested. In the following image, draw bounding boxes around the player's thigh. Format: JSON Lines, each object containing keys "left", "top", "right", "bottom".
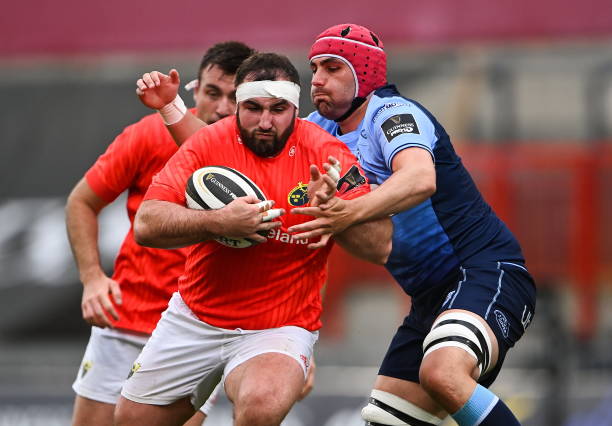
{"left": 72, "top": 396, "right": 115, "bottom": 426}
{"left": 115, "top": 395, "right": 194, "bottom": 426}
{"left": 224, "top": 325, "right": 317, "bottom": 409}
{"left": 182, "top": 410, "right": 206, "bottom": 426}
{"left": 121, "top": 293, "right": 225, "bottom": 410}
{"left": 225, "top": 352, "right": 305, "bottom": 409}
{"left": 72, "top": 326, "right": 148, "bottom": 406}
{"left": 438, "top": 261, "right": 536, "bottom": 386}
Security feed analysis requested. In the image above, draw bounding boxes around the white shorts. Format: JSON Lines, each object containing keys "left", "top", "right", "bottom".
{"left": 121, "top": 292, "right": 318, "bottom": 409}
{"left": 73, "top": 325, "right": 218, "bottom": 414}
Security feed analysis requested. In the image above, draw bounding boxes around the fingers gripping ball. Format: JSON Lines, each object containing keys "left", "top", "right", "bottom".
{"left": 186, "top": 166, "right": 271, "bottom": 248}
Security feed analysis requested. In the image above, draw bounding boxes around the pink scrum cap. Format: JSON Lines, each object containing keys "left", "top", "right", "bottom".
{"left": 309, "top": 24, "right": 387, "bottom": 98}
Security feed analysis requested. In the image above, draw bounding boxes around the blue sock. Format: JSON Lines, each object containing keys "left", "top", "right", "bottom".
{"left": 452, "top": 384, "right": 520, "bottom": 426}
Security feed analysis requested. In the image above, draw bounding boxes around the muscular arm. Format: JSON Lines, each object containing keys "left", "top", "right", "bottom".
{"left": 166, "top": 111, "right": 207, "bottom": 146}
{"left": 346, "top": 147, "right": 435, "bottom": 222}
{"left": 134, "top": 197, "right": 282, "bottom": 248}
{"left": 65, "top": 178, "right": 122, "bottom": 327}
{"left": 334, "top": 216, "right": 392, "bottom": 265}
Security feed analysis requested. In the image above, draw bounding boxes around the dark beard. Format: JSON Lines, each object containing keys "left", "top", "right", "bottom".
{"left": 237, "top": 112, "right": 295, "bottom": 158}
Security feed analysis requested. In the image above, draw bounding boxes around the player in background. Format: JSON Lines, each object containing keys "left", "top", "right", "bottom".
{"left": 287, "top": 24, "right": 537, "bottom": 426}
{"left": 65, "top": 41, "right": 255, "bottom": 426}
{"left": 114, "top": 52, "right": 392, "bottom": 426}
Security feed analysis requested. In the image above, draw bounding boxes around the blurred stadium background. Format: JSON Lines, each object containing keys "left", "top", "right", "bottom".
{"left": 2, "top": 1, "right": 612, "bottom": 424}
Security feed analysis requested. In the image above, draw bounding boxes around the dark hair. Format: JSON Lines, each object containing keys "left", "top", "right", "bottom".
{"left": 198, "top": 41, "right": 255, "bottom": 82}
{"left": 235, "top": 53, "right": 300, "bottom": 86}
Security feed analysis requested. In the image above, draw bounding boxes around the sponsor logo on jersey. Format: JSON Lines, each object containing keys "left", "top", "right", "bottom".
{"left": 336, "top": 165, "right": 367, "bottom": 192}
{"left": 267, "top": 229, "right": 309, "bottom": 244}
{"left": 494, "top": 309, "right": 510, "bottom": 338}
{"left": 372, "top": 102, "right": 404, "bottom": 123}
{"left": 127, "top": 362, "right": 141, "bottom": 379}
{"left": 288, "top": 182, "right": 309, "bottom": 206}
{"left": 381, "top": 113, "right": 420, "bottom": 142}
{"left": 81, "top": 360, "right": 93, "bottom": 378}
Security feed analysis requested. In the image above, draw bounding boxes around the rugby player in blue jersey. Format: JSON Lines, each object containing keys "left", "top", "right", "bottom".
{"left": 134, "top": 26, "right": 536, "bottom": 424}
{"left": 288, "top": 24, "right": 537, "bottom": 426}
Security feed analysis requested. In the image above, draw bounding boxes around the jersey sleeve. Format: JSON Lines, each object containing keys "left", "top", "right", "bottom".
{"left": 369, "top": 101, "right": 436, "bottom": 170}
{"left": 143, "top": 133, "right": 204, "bottom": 205}
{"left": 85, "top": 119, "right": 150, "bottom": 203}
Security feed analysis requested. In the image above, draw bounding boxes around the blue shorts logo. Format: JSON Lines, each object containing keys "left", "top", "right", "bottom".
{"left": 442, "top": 290, "right": 455, "bottom": 308}
{"left": 494, "top": 309, "right": 510, "bottom": 338}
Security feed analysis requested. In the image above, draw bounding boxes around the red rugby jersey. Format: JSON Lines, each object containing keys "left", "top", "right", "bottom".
{"left": 86, "top": 112, "right": 190, "bottom": 334}
{"left": 144, "top": 116, "right": 369, "bottom": 331}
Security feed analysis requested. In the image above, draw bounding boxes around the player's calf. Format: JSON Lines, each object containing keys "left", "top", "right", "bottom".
{"left": 420, "top": 311, "right": 521, "bottom": 425}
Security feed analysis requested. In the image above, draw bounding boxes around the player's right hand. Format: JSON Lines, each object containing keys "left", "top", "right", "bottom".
{"left": 136, "top": 69, "right": 181, "bottom": 110}
{"left": 216, "top": 196, "right": 284, "bottom": 243}
{"left": 81, "top": 274, "right": 122, "bottom": 328}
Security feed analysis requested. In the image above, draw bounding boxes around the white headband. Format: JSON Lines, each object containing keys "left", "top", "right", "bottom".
{"left": 236, "top": 80, "right": 300, "bottom": 108}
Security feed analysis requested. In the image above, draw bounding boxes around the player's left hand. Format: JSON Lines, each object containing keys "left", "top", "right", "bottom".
{"left": 136, "top": 69, "right": 180, "bottom": 109}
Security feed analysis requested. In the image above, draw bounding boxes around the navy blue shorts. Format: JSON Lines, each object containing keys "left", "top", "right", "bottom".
{"left": 378, "top": 261, "right": 536, "bottom": 388}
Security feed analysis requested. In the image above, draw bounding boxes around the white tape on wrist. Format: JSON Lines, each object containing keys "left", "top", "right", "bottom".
{"left": 158, "top": 95, "right": 187, "bottom": 125}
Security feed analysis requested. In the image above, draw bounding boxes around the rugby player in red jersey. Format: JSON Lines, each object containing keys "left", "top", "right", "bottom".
{"left": 65, "top": 42, "right": 254, "bottom": 426}
{"left": 114, "top": 52, "right": 392, "bottom": 426}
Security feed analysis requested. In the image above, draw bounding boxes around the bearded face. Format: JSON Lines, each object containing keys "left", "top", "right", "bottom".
{"left": 236, "top": 98, "right": 296, "bottom": 158}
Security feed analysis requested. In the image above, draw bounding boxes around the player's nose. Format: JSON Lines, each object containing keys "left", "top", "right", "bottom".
{"left": 216, "top": 97, "right": 234, "bottom": 117}
{"left": 258, "top": 110, "right": 273, "bottom": 129}
{"left": 311, "top": 68, "right": 326, "bottom": 87}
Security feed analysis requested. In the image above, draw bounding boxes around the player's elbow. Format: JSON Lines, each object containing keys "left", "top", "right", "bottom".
{"left": 134, "top": 208, "right": 157, "bottom": 247}
{"left": 370, "top": 238, "right": 392, "bottom": 265}
{"left": 415, "top": 173, "right": 436, "bottom": 201}
{"left": 372, "top": 221, "right": 393, "bottom": 265}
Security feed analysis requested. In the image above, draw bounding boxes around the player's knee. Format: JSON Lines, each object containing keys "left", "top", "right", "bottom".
{"left": 234, "top": 389, "right": 286, "bottom": 425}
{"left": 114, "top": 397, "right": 139, "bottom": 426}
{"left": 361, "top": 389, "right": 444, "bottom": 425}
{"left": 419, "top": 352, "right": 465, "bottom": 402}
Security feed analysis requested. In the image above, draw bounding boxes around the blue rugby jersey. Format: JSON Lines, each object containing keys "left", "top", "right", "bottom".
{"left": 307, "top": 84, "right": 525, "bottom": 295}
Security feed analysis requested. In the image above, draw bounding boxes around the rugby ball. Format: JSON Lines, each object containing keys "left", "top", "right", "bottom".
{"left": 185, "top": 166, "right": 267, "bottom": 248}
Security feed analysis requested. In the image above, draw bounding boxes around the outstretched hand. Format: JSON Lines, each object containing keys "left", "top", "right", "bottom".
{"left": 290, "top": 157, "right": 348, "bottom": 249}
{"left": 136, "top": 69, "right": 181, "bottom": 109}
